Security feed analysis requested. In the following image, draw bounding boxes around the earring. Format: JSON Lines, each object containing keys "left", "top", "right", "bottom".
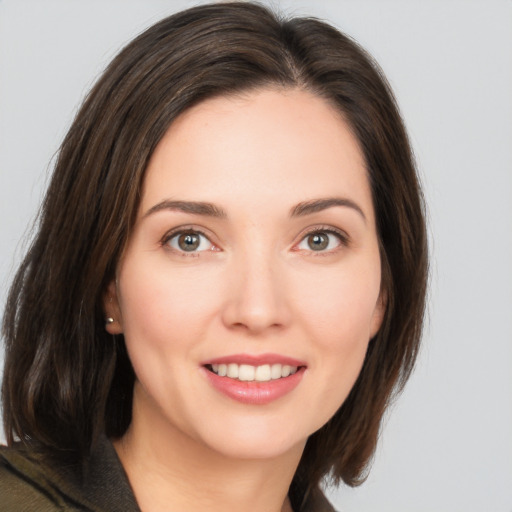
{"left": 105, "top": 317, "right": 114, "bottom": 325}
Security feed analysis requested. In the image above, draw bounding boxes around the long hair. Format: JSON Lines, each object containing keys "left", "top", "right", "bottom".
{"left": 2, "top": 2, "right": 428, "bottom": 507}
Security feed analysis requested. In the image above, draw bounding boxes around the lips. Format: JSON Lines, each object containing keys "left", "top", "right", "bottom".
{"left": 201, "top": 354, "right": 306, "bottom": 405}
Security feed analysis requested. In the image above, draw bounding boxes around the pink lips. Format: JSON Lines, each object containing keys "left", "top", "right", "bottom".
{"left": 201, "top": 353, "right": 306, "bottom": 405}
{"left": 203, "top": 353, "right": 305, "bottom": 367}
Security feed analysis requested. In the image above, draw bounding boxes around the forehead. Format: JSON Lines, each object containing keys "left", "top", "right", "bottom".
{"left": 140, "top": 87, "right": 373, "bottom": 221}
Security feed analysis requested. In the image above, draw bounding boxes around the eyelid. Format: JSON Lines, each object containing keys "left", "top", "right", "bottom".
{"left": 293, "top": 225, "right": 350, "bottom": 252}
{"left": 160, "top": 225, "right": 220, "bottom": 253}
{"left": 159, "top": 224, "right": 349, "bottom": 255}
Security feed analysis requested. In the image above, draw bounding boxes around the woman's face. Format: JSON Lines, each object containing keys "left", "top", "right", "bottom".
{"left": 107, "top": 88, "right": 384, "bottom": 460}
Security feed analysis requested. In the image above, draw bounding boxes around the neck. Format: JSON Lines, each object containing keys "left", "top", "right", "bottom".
{"left": 113, "top": 387, "right": 305, "bottom": 512}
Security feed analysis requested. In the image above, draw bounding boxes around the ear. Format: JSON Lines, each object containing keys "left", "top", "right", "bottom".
{"left": 103, "top": 279, "right": 124, "bottom": 335}
{"left": 370, "top": 290, "right": 387, "bottom": 339}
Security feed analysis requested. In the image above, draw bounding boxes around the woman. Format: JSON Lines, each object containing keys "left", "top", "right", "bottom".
{"left": 0, "top": 2, "right": 427, "bottom": 511}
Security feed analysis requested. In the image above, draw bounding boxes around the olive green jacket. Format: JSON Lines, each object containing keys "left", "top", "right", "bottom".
{"left": 0, "top": 436, "right": 336, "bottom": 511}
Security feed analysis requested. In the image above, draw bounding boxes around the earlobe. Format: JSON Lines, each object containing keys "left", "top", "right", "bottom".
{"left": 103, "top": 280, "right": 124, "bottom": 335}
{"left": 370, "top": 291, "right": 387, "bottom": 339}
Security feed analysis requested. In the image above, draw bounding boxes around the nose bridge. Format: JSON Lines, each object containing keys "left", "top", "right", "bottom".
{"left": 222, "top": 233, "right": 290, "bottom": 333}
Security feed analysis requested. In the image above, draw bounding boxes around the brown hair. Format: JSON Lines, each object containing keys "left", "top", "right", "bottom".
{"left": 2, "top": 2, "right": 427, "bottom": 507}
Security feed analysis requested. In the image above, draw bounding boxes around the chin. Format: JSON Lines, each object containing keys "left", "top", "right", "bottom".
{"left": 189, "top": 409, "right": 322, "bottom": 462}
{"left": 201, "top": 429, "right": 306, "bottom": 461}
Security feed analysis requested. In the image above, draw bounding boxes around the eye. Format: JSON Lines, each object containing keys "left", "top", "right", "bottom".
{"left": 165, "top": 230, "right": 214, "bottom": 253}
{"left": 296, "top": 229, "right": 346, "bottom": 252}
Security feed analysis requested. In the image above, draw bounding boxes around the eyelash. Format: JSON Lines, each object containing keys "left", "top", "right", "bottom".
{"left": 295, "top": 226, "right": 349, "bottom": 255}
{"left": 161, "top": 225, "right": 349, "bottom": 256}
{"left": 161, "top": 227, "right": 216, "bottom": 256}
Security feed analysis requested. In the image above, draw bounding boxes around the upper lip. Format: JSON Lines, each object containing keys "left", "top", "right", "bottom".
{"left": 202, "top": 353, "right": 307, "bottom": 367}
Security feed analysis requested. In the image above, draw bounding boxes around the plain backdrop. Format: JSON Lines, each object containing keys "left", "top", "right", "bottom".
{"left": 1, "top": 1, "right": 511, "bottom": 511}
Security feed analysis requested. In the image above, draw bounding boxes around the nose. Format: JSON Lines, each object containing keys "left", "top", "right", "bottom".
{"left": 221, "top": 250, "right": 291, "bottom": 335}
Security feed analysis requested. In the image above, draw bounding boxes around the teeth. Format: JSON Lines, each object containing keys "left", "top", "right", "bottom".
{"left": 255, "top": 364, "right": 271, "bottom": 381}
{"left": 271, "top": 364, "right": 282, "bottom": 379}
{"left": 238, "top": 364, "right": 255, "bottom": 381}
{"left": 209, "top": 363, "right": 298, "bottom": 381}
{"left": 227, "top": 363, "right": 238, "bottom": 378}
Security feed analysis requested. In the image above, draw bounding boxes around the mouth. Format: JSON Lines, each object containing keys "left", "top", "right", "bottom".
{"left": 201, "top": 355, "right": 307, "bottom": 404}
{"left": 205, "top": 363, "right": 301, "bottom": 382}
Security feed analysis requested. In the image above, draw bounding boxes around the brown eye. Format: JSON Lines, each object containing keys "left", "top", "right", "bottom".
{"left": 307, "top": 233, "right": 329, "bottom": 251}
{"left": 166, "top": 231, "right": 212, "bottom": 253}
{"left": 178, "top": 233, "right": 200, "bottom": 251}
{"left": 297, "top": 229, "right": 345, "bottom": 252}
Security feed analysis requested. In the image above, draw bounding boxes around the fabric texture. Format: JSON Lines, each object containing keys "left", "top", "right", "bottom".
{"left": 0, "top": 436, "right": 336, "bottom": 511}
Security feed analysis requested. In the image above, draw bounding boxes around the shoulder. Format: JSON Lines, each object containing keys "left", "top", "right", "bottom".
{"left": 1, "top": 437, "right": 140, "bottom": 512}
{"left": 301, "top": 486, "right": 338, "bottom": 512}
{"left": 0, "top": 443, "right": 93, "bottom": 511}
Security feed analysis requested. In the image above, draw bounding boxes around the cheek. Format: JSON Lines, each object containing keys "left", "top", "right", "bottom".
{"left": 294, "top": 263, "right": 381, "bottom": 406}
{"left": 118, "top": 261, "right": 221, "bottom": 354}
{"left": 296, "top": 266, "right": 381, "bottom": 345}
{"left": 301, "top": 276, "right": 379, "bottom": 416}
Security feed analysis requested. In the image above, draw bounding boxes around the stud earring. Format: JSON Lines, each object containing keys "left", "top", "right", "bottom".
{"left": 105, "top": 317, "right": 114, "bottom": 325}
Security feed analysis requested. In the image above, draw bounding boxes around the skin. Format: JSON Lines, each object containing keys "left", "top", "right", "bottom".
{"left": 105, "top": 88, "right": 384, "bottom": 512}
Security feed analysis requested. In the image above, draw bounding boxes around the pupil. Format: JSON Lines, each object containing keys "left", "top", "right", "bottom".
{"left": 308, "top": 233, "right": 328, "bottom": 251}
{"left": 178, "top": 233, "right": 200, "bottom": 251}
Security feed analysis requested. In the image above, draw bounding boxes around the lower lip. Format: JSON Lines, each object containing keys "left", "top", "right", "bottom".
{"left": 202, "top": 367, "right": 305, "bottom": 405}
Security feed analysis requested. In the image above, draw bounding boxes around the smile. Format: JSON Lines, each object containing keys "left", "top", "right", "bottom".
{"left": 207, "top": 363, "right": 298, "bottom": 382}
{"left": 201, "top": 355, "right": 306, "bottom": 405}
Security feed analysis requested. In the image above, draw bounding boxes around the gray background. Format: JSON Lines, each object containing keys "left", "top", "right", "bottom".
{"left": 1, "top": 1, "right": 511, "bottom": 511}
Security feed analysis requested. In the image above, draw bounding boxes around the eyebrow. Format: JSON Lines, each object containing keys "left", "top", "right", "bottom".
{"left": 143, "top": 197, "right": 366, "bottom": 223}
{"left": 143, "top": 200, "right": 227, "bottom": 219}
{"left": 290, "top": 197, "right": 367, "bottom": 223}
